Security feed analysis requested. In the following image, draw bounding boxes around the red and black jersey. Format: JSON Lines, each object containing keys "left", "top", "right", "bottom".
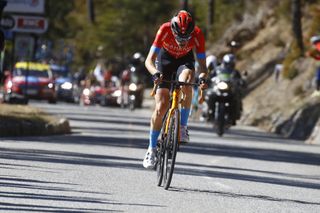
{"left": 150, "top": 22, "right": 206, "bottom": 59}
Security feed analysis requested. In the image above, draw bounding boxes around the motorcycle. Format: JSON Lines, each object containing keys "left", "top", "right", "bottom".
{"left": 80, "top": 84, "right": 103, "bottom": 106}
{"left": 117, "top": 82, "right": 142, "bottom": 110}
{"left": 203, "top": 73, "right": 236, "bottom": 136}
{"left": 118, "top": 66, "right": 145, "bottom": 110}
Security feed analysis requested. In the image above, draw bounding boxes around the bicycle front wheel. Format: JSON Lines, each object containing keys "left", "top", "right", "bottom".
{"left": 156, "top": 140, "right": 164, "bottom": 186}
{"left": 156, "top": 110, "right": 170, "bottom": 187}
{"left": 163, "top": 109, "right": 180, "bottom": 190}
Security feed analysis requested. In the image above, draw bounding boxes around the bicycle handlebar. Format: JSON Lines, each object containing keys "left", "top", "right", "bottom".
{"left": 150, "top": 80, "right": 205, "bottom": 104}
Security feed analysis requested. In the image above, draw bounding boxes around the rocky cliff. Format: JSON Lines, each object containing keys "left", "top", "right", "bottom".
{"left": 207, "top": 2, "right": 320, "bottom": 144}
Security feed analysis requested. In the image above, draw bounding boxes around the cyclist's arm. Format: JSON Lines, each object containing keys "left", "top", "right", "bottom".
{"left": 193, "top": 27, "right": 208, "bottom": 80}
{"left": 145, "top": 46, "right": 159, "bottom": 75}
{"left": 145, "top": 24, "right": 166, "bottom": 76}
{"left": 197, "top": 58, "right": 208, "bottom": 80}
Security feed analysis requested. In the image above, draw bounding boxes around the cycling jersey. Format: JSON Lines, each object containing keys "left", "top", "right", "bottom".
{"left": 316, "top": 43, "right": 320, "bottom": 52}
{"left": 156, "top": 48, "right": 194, "bottom": 89}
{"left": 312, "top": 42, "right": 320, "bottom": 60}
{"left": 151, "top": 22, "right": 206, "bottom": 59}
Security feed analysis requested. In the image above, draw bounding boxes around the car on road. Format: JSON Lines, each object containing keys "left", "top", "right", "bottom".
{"left": 50, "top": 64, "right": 79, "bottom": 103}
{"left": 3, "top": 62, "right": 57, "bottom": 104}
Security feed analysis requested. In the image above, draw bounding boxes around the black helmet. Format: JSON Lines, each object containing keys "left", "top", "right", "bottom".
{"left": 131, "top": 52, "right": 144, "bottom": 66}
{"left": 133, "top": 52, "right": 144, "bottom": 62}
{"left": 170, "top": 10, "right": 194, "bottom": 40}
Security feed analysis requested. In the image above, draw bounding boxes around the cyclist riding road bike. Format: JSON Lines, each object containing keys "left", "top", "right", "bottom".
{"left": 143, "top": 10, "right": 208, "bottom": 169}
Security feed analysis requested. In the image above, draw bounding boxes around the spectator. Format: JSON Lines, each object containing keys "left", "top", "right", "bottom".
{"left": 93, "top": 62, "right": 105, "bottom": 87}
{"left": 307, "top": 35, "right": 320, "bottom": 91}
{"left": 274, "top": 63, "right": 283, "bottom": 82}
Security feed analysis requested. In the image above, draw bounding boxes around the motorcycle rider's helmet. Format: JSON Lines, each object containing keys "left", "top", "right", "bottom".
{"left": 310, "top": 36, "right": 320, "bottom": 44}
{"left": 132, "top": 52, "right": 144, "bottom": 66}
{"left": 171, "top": 10, "right": 194, "bottom": 42}
{"left": 133, "top": 52, "right": 143, "bottom": 61}
{"left": 222, "top": 54, "right": 236, "bottom": 70}
{"left": 206, "top": 55, "right": 217, "bottom": 72}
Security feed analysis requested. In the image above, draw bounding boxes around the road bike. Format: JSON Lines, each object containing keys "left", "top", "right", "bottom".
{"left": 150, "top": 79, "right": 203, "bottom": 190}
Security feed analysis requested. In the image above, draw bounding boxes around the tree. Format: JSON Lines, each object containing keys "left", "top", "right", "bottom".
{"left": 207, "top": 0, "right": 215, "bottom": 39}
{"left": 66, "top": 0, "right": 178, "bottom": 70}
{"left": 291, "top": 0, "right": 304, "bottom": 54}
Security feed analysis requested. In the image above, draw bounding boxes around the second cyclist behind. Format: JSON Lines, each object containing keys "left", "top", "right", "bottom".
{"left": 143, "top": 10, "right": 208, "bottom": 169}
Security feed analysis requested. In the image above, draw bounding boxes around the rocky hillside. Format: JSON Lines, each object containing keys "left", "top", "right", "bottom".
{"left": 207, "top": 2, "right": 320, "bottom": 144}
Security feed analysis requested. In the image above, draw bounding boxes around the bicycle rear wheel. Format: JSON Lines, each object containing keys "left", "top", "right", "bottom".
{"left": 163, "top": 109, "right": 180, "bottom": 190}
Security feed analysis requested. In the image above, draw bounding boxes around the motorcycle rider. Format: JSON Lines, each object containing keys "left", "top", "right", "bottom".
{"left": 307, "top": 35, "right": 320, "bottom": 91}
{"left": 204, "top": 53, "right": 245, "bottom": 125}
{"left": 206, "top": 54, "right": 218, "bottom": 85}
{"left": 127, "top": 52, "right": 146, "bottom": 107}
{"left": 118, "top": 69, "right": 131, "bottom": 107}
{"left": 130, "top": 52, "right": 147, "bottom": 83}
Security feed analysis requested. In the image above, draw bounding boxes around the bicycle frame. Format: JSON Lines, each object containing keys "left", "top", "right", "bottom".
{"left": 150, "top": 80, "right": 203, "bottom": 143}
{"left": 164, "top": 84, "right": 181, "bottom": 142}
{"left": 151, "top": 79, "right": 203, "bottom": 189}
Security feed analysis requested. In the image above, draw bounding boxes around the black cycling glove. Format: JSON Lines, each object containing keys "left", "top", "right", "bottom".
{"left": 152, "top": 72, "right": 161, "bottom": 82}
{"left": 198, "top": 77, "right": 207, "bottom": 85}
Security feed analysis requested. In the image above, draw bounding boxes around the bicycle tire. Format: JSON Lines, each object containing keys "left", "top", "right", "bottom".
{"left": 156, "top": 139, "right": 164, "bottom": 186}
{"left": 156, "top": 110, "right": 169, "bottom": 186}
{"left": 163, "top": 109, "right": 180, "bottom": 190}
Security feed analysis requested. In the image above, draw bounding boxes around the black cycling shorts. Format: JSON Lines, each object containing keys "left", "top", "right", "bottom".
{"left": 156, "top": 49, "right": 195, "bottom": 89}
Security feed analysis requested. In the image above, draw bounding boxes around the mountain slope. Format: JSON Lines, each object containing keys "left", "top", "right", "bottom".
{"left": 207, "top": 2, "right": 320, "bottom": 143}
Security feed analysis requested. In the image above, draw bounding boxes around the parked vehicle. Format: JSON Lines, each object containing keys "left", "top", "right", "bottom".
{"left": 3, "top": 62, "right": 56, "bottom": 104}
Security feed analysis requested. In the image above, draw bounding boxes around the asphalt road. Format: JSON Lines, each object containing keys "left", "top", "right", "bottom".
{"left": 0, "top": 100, "right": 320, "bottom": 213}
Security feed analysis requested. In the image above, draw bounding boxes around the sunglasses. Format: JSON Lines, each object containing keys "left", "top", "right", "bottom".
{"left": 175, "top": 35, "right": 191, "bottom": 43}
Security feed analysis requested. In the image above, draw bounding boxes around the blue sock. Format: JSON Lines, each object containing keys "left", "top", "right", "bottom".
{"left": 149, "top": 130, "right": 160, "bottom": 149}
{"left": 180, "top": 108, "right": 190, "bottom": 126}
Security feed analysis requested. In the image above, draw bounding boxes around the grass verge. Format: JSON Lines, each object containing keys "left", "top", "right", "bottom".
{"left": 0, "top": 103, "right": 71, "bottom": 137}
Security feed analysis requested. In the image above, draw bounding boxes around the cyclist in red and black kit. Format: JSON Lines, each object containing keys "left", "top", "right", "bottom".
{"left": 143, "top": 10, "right": 208, "bottom": 169}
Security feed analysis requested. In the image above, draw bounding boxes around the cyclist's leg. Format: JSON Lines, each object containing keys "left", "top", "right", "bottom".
{"left": 150, "top": 88, "right": 170, "bottom": 145}
{"left": 177, "top": 51, "right": 195, "bottom": 128}
{"left": 178, "top": 66, "right": 195, "bottom": 143}
{"left": 143, "top": 88, "right": 170, "bottom": 169}
{"left": 178, "top": 66, "right": 194, "bottom": 109}
{"left": 149, "top": 51, "right": 173, "bottom": 149}
{"left": 144, "top": 49, "right": 173, "bottom": 169}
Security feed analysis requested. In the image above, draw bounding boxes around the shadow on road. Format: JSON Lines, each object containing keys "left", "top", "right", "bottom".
{"left": 0, "top": 173, "right": 163, "bottom": 212}
{"left": 181, "top": 141, "right": 320, "bottom": 166}
{"left": 189, "top": 124, "right": 297, "bottom": 144}
{"left": 1, "top": 131, "right": 320, "bottom": 192}
{"left": 2, "top": 111, "right": 320, "bottom": 196}
{"left": 170, "top": 186, "right": 320, "bottom": 206}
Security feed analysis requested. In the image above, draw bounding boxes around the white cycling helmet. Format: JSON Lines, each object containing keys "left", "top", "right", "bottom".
{"left": 206, "top": 55, "right": 217, "bottom": 70}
